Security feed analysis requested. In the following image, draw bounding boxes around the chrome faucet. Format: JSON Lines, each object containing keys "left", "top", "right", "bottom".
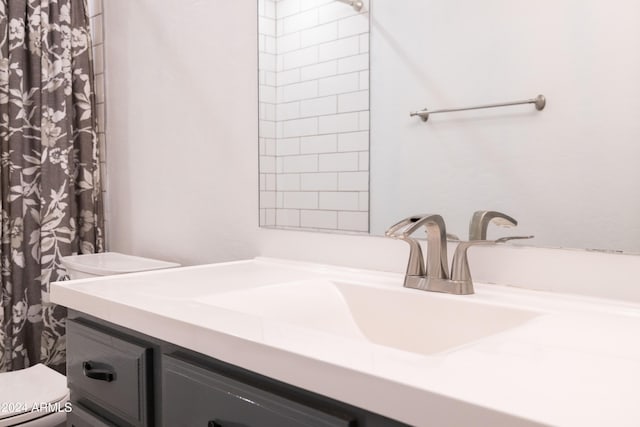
{"left": 468, "top": 210, "right": 517, "bottom": 240}
{"left": 387, "top": 212, "right": 532, "bottom": 295}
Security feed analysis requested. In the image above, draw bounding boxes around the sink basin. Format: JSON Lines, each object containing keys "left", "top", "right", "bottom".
{"left": 196, "top": 280, "right": 541, "bottom": 355}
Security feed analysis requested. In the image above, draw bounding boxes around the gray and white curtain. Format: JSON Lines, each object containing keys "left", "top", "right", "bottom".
{"left": 0, "top": 0, "right": 104, "bottom": 372}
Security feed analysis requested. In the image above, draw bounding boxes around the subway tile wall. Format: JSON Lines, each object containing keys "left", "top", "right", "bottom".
{"left": 88, "top": 0, "right": 108, "bottom": 239}
{"left": 259, "top": 0, "right": 370, "bottom": 233}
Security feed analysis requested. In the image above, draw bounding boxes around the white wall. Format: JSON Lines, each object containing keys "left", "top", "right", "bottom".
{"left": 103, "top": 0, "right": 259, "bottom": 265}
{"left": 369, "top": 0, "right": 640, "bottom": 252}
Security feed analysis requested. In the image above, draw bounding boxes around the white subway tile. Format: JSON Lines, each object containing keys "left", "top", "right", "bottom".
{"left": 278, "top": 0, "right": 301, "bottom": 18}
{"left": 92, "top": 44, "right": 104, "bottom": 74}
{"left": 338, "top": 90, "right": 369, "bottom": 113}
{"left": 300, "top": 95, "right": 337, "bottom": 117}
{"left": 263, "top": 0, "right": 276, "bottom": 19}
{"left": 276, "top": 209, "right": 301, "bottom": 227}
{"left": 259, "top": 208, "right": 266, "bottom": 225}
{"left": 276, "top": 121, "right": 284, "bottom": 138}
{"left": 301, "top": 210, "right": 338, "bottom": 229}
{"left": 277, "top": 68, "right": 301, "bottom": 86}
{"left": 276, "top": 191, "right": 284, "bottom": 208}
{"left": 338, "top": 54, "right": 369, "bottom": 74}
{"left": 276, "top": 157, "right": 284, "bottom": 173}
{"left": 277, "top": 54, "right": 284, "bottom": 71}
{"left": 277, "top": 173, "right": 301, "bottom": 191}
{"left": 276, "top": 137, "right": 300, "bottom": 155}
{"left": 282, "top": 80, "right": 318, "bottom": 102}
{"left": 283, "top": 155, "right": 318, "bottom": 173}
{"left": 319, "top": 192, "right": 359, "bottom": 211}
{"left": 265, "top": 36, "right": 277, "bottom": 54}
{"left": 265, "top": 71, "right": 277, "bottom": 86}
{"left": 284, "top": 9, "right": 319, "bottom": 34}
{"left": 277, "top": 32, "right": 301, "bottom": 54}
{"left": 96, "top": 103, "right": 105, "bottom": 132}
{"left": 318, "top": 112, "right": 360, "bottom": 134}
{"left": 359, "top": 191, "right": 369, "bottom": 211}
{"left": 283, "top": 192, "right": 319, "bottom": 209}
{"left": 283, "top": 117, "right": 318, "bottom": 137}
{"left": 318, "top": 2, "right": 357, "bottom": 24}
{"left": 259, "top": 52, "right": 276, "bottom": 72}
{"left": 266, "top": 174, "right": 276, "bottom": 191}
{"left": 318, "top": 152, "right": 359, "bottom": 172}
{"left": 94, "top": 73, "right": 105, "bottom": 103}
{"left": 338, "top": 172, "right": 369, "bottom": 191}
{"left": 300, "top": 134, "right": 338, "bottom": 154}
{"left": 359, "top": 33, "right": 369, "bottom": 53}
{"left": 264, "top": 139, "right": 276, "bottom": 156}
{"left": 359, "top": 151, "right": 369, "bottom": 171}
{"left": 300, "top": 60, "right": 338, "bottom": 81}
{"left": 318, "top": 73, "right": 360, "bottom": 96}
{"left": 319, "top": 36, "right": 360, "bottom": 62}
{"left": 90, "top": 16, "right": 103, "bottom": 45}
{"left": 259, "top": 138, "right": 266, "bottom": 156}
{"left": 338, "top": 13, "right": 369, "bottom": 38}
{"left": 259, "top": 85, "right": 276, "bottom": 104}
{"left": 301, "top": 172, "right": 338, "bottom": 191}
{"left": 260, "top": 103, "right": 276, "bottom": 121}
{"left": 338, "top": 211, "right": 369, "bottom": 232}
{"left": 282, "top": 46, "right": 318, "bottom": 70}
{"left": 359, "top": 111, "right": 369, "bottom": 130}
{"left": 259, "top": 120, "right": 276, "bottom": 138}
{"left": 359, "top": 70, "right": 369, "bottom": 90}
{"left": 300, "top": 0, "right": 333, "bottom": 12}
{"left": 300, "top": 22, "right": 338, "bottom": 47}
{"left": 338, "top": 131, "right": 369, "bottom": 152}
{"left": 277, "top": 102, "right": 300, "bottom": 121}
{"left": 259, "top": 17, "right": 276, "bottom": 37}
{"left": 265, "top": 209, "right": 276, "bottom": 226}
{"left": 276, "top": 19, "right": 285, "bottom": 38}
{"left": 260, "top": 191, "right": 277, "bottom": 208}
{"left": 88, "top": 0, "right": 102, "bottom": 17}
{"left": 260, "top": 156, "right": 276, "bottom": 173}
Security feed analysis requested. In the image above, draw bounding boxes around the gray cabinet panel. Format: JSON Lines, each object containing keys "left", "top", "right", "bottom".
{"left": 66, "top": 320, "right": 151, "bottom": 426}
{"left": 162, "top": 355, "right": 354, "bottom": 427}
{"left": 67, "top": 404, "right": 117, "bottom": 427}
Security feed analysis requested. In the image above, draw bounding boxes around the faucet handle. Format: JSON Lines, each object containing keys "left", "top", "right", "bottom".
{"left": 451, "top": 235, "right": 534, "bottom": 283}
{"left": 469, "top": 210, "right": 518, "bottom": 241}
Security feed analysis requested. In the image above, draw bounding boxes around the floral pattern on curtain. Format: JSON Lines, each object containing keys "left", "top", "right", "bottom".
{"left": 0, "top": 0, "right": 104, "bottom": 372}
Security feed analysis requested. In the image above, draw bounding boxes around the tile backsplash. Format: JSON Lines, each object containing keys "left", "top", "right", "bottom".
{"left": 259, "top": 0, "right": 370, "bottom": 233}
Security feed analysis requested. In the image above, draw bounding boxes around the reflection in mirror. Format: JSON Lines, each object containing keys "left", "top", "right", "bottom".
{"left": 368, "top": 1, "right": 640, "bottom": 253}
{"left": 258, "top": 0, "right": 371, "bottom": 233}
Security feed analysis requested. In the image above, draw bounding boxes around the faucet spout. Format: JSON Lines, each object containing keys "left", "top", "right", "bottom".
{"left": 403, "top": 214, "right": 449, "bottom": 280}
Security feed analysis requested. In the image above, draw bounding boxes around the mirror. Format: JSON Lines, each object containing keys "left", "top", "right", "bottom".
{"left": 259, "top": 1, "right": 640, "bottom": 255}
{"left": 258, "top": 0, "right": 371, "bottom": 233}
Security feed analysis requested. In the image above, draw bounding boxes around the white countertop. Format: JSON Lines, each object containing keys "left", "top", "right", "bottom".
{"left": 51, "top": 257, "right": 640, "bottom": 427}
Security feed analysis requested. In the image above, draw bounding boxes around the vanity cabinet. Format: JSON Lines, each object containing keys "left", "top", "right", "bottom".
{"left": 65, "top": 311, "right": 408, "bottom": 427}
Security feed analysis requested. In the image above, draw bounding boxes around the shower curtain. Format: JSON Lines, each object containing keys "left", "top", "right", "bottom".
{"left": 0, "top": 0, "right": 104, "bottom": 372}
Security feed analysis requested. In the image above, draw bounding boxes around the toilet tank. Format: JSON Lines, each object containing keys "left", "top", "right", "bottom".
{"left": 62, "top": 252, "right": 180, "bottom": 280}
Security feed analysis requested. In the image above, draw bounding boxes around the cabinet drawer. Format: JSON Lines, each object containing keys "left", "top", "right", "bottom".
{"left": 67, "top": 404, "right": 117, "bottom": 427}
{"left": 162, "top": 355, "right": 353, "bottom": 427}
{"left": 66, "top": 320, "right": 151, "bottom": 426}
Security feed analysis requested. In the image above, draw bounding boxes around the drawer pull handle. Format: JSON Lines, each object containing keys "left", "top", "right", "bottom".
{"left": 82, "top": 361, "right": 115, "bottom": 382}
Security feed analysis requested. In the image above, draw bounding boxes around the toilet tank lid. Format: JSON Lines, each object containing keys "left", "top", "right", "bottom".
{"left": 61, "top": 252, "right": 180, "bottom": 275}
{"left": 0, "top": 364, "right": 68, "bottom": 419}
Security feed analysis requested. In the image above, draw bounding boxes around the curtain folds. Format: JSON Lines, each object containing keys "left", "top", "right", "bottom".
{"left": 0, "top": 0, "right": 104, "bottom": 372}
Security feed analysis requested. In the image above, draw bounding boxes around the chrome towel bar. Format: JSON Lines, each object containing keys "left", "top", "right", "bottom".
{"left": 410, "top": 94, "right": 546, "bottom": 122}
